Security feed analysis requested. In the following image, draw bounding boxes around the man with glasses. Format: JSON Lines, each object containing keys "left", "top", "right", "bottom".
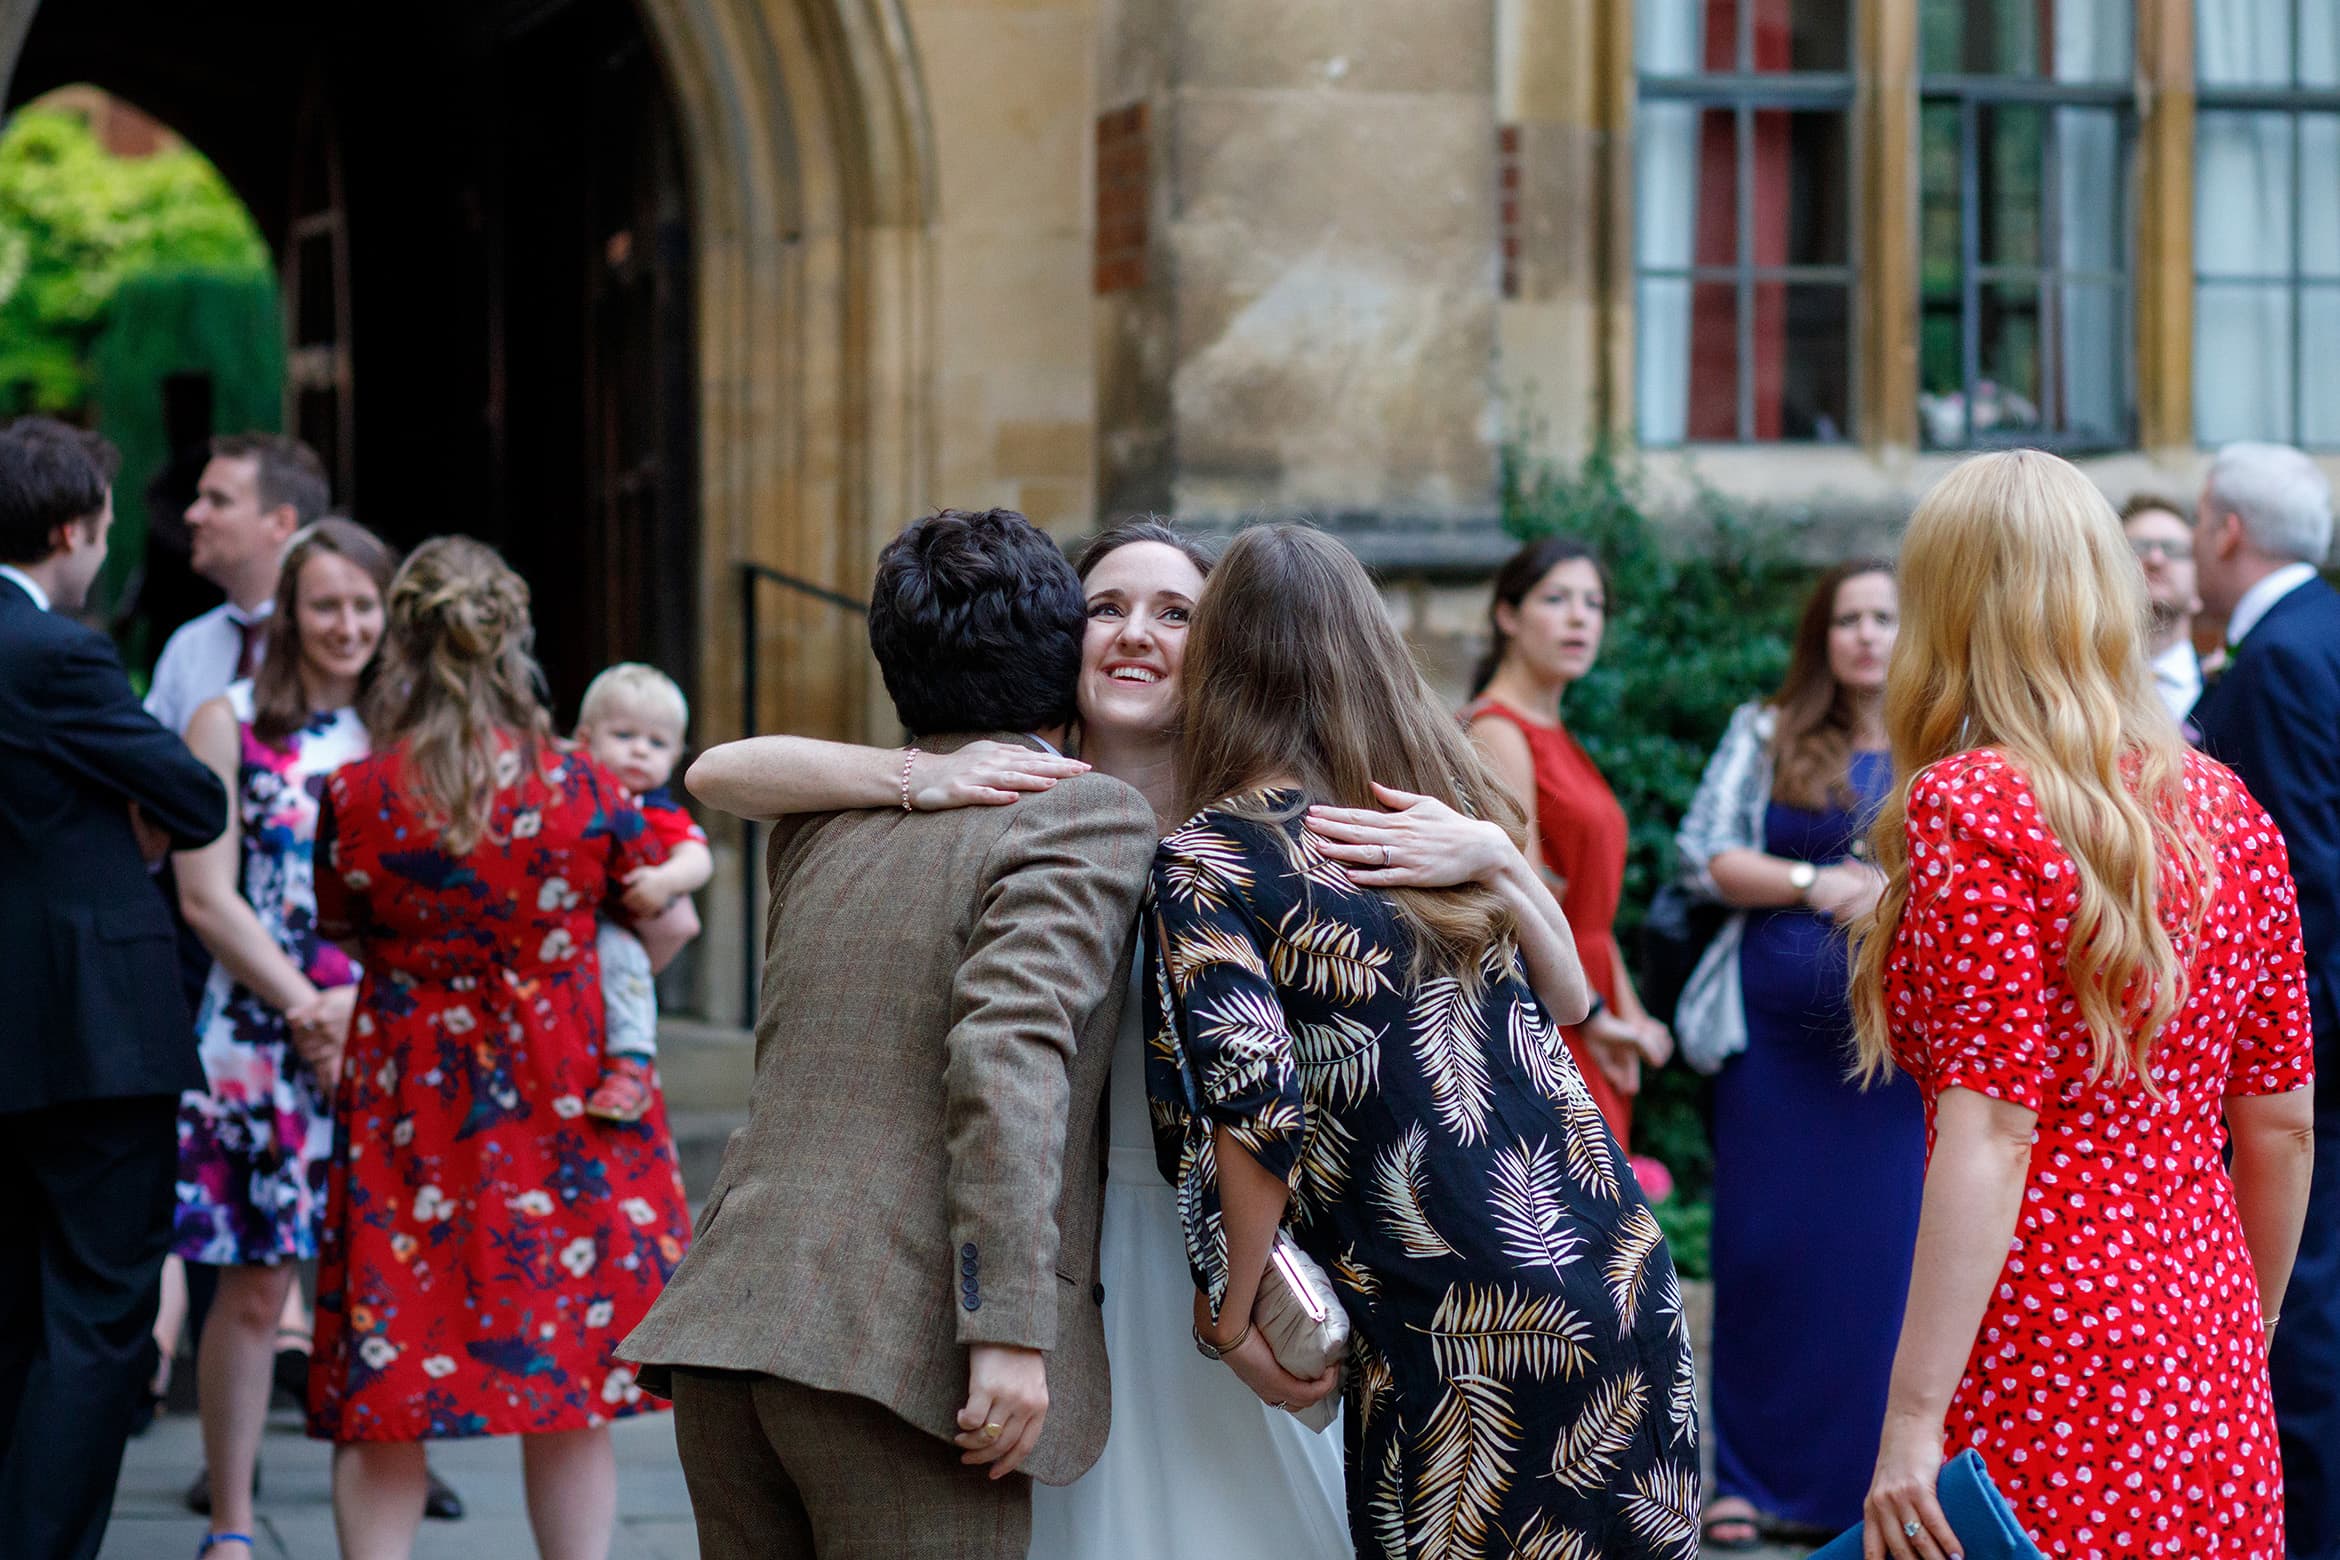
{"left": 2121, "top": 492, "right": 2203, "bottom": 725}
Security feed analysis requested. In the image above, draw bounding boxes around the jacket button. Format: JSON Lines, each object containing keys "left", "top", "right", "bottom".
{"left": 962, "top": 1293, "right": 981, "bottom": 1312}
{"left": 1092, "top": 1282, "right": 1105, "bottom": 1306}
{"left": 961, "top": 1256, "right": 978, "bottom": 1277}
{"left": 961, "top": 1242, "right": 977, "bottom": 1261}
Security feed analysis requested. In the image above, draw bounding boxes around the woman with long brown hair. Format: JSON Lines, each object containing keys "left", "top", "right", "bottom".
{"left": 309, "top": 537, "right": 694, "bottom": 1560}
{"left": 1151, "top": 523, "right": 1698, "bottom": 1556}
{"left": 1467, "top": 538, "right": 1673, "bottom": 1148}
{"left": 1848, "top": 452, "right": 2313, "bottom": 1559}
{"left": 1671, "top": 560, "right": 1922, "bottom": 1550}
{"left": 172, "top": 518, "right": 396, "bottom": 1556}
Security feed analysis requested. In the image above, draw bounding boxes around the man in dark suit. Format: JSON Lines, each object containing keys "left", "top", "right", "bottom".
{"left": 2193, "top": 440, "right": 2340, "bottom": 1560}
{"left": 0, "top": 417, "right": 227, "bottom": 1560}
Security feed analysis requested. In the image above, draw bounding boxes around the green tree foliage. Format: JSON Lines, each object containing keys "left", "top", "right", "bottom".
{"left": 1499, "top": 445, "right": 1818, "bottom": 1275}
{"left": 0, "top": 106, "right": 269, "bottom": 414}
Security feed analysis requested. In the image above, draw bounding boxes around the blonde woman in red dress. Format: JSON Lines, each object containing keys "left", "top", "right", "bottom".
{"left": 1468, "top": 537, "right": 1673, "bottom": 1146}
{"left": 1848, "top": 450, "right": 2315, "bottom": 1560}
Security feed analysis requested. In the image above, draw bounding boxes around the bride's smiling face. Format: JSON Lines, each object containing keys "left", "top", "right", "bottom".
{"left": 1079, "top": 540, "right": 1206, "bottom": 741}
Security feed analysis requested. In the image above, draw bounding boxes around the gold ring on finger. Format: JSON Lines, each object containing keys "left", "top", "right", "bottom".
{"left": 982, "top": 1422, "right": 1003, "bottom": 1440}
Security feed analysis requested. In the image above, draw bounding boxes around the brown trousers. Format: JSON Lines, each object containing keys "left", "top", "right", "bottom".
{"left": 670, "top": 1368, "right": 1031, "bottom": 1559}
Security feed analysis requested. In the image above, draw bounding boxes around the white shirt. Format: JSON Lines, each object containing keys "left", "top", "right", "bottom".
{"left": 2149, "top": 638, "right": 2203, "bottom": 722}
{"left": 0, "top": 563, "right": 51, "bottom": 613}
{"left": 146, "top": 598, "right": 272, "bottom": 739}
{"left": 2224, "top": 561, "right": 2320, "bottom": 652}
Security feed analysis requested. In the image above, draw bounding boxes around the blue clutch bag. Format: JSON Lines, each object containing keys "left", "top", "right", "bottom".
{"left": 1809, "top": 1450, "right": 2044, "bottom": 1560}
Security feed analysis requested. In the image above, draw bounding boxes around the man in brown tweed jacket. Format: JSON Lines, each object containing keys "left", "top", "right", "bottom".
{"left": 624, "top": 509, "right": 1157, "bottom": 1558}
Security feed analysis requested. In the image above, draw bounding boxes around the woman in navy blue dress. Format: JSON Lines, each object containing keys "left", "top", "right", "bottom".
{"left": 1672, "top": 562, "right": 1924, "bottom": 1548}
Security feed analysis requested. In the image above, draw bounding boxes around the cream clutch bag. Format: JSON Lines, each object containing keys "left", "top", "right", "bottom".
{"left": 1253, "top": 1231, "right": 1350, "bottom": 1432}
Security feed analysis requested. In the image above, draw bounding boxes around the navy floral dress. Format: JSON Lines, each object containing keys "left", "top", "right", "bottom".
{"left": 1148, "top": 793, "right": 1701, "bottom": 1560}
{"left": 308, "top": 741, "right": 694, "bottom": 1442}
{"left": 174, "top": 683, "right": 368, "bottom": 1265}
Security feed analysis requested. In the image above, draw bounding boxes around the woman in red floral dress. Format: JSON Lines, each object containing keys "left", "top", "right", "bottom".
{"left": 1848, "top": 451, "right": 2316, "bottom": 1560}
{"left": 309, "top": 538, "right": 693, "bottom": 1559}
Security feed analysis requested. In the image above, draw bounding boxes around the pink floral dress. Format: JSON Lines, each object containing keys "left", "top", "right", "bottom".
{"left": 174, "top": 681, "right": 367, "bottom": 1265}
{"left": 1883, "top": 748, "right": 2312, "bottom": 1557}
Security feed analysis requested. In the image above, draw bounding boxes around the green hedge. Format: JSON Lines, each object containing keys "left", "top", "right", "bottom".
{"left": 1498, "top": 445, "right": 1820, "bottom": 1276}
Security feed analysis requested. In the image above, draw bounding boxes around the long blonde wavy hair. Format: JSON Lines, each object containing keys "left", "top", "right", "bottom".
{"left": 1848, "top": 451, "right": 2216, "bottom": 1089}
{"left": 370, "top": 536, "right": 555, "bottom": 855}
{"left": 1178, "top": 523, "right": 1526, "bottom": 981}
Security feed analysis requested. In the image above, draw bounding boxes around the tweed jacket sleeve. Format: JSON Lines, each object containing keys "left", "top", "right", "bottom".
{"left": 942, "top": 773, "right": 1158, "bottom": 1350}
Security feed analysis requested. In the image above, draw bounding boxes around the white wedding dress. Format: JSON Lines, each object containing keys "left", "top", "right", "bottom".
{"left": 1027, "top": 955, "right": 1352, "bottom": 1559}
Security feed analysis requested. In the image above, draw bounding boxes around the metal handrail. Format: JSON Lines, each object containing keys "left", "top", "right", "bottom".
{"left": 734, "top": 561, "right": 868, "bottom": 1024}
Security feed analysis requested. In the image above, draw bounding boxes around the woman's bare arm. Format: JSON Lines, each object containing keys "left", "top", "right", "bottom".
{"left": 174, "top": 697, "right": 318, "bottom": 1015}
{"left": 2227, "top": 1088, "right": 2315, "bottom": 1327}
{"left": 686, "top": 735, "right": 1086, "bottom": 821}
{"left": 1863, "top": 1085, "right": 2036, "bottom": 1559}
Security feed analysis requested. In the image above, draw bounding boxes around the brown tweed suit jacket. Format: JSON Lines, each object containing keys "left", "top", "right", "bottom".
{"left": 623, "top": 735, "right": 1156, "bottom": 1488}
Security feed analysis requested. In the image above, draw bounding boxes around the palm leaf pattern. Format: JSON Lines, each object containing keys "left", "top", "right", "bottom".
{"left": 1604, "top": 1204, "right": 1665, "bottom": 1337}
{"left": 1354, "top": 1330, "right": 1396, "bottom": 1438}
{"left": 1371, "top": 1436, "right": 1408, "bottom": 1558}
{"left": 1292, "top": 1010, "right": 1381, "bottom": 1109}
{"left": 1291, "top": 824, "right": 1363, "bottom": 898}
{"left": 1370, "top": 1121, "right": 1456, "bottom": 1259}
{"left": 1512, "top": 1513, "right": 1597, "bottom": 1560}
{"left": 1411, "top": 1371, "right": 1518, "bottom": 1560}
{"left": 1411, "top": 976, "right": 1493, "bottom": 1146}
{"left": 1195, "top": 987, "right": 1292, "bottom": 1107}
{"left": 1335, "top": 1241, "right": 1380, "bottom": 1301}
{"left": 1160, "top": 822, "right": 1253, "bottom": 910}
{"left": 1166, "top": 919, "right": 1269, "bottom": 992}
{"left": 1145, "top": 801, "right": 1696, "bottom": 1553}
{"left": 1555, "top": 1065, "right": 1620, "bottom": 1202}
{"left": 1619, "top": 1462, "right": 1702, "bottom": 1560}
{"left": 1507, "top": 994, "right": 1571, "bottom": 1101}
{"left": 1418, "top": 1282, "right": 1594, "bottom": 1382}
{"left": 1658, "top": 1266, "right": 1697, "bottom": 1445}
{"left": 1489, "top": 1138, "right": 1587, "bottom": 1277}
{"left": 1291, "top": 1105, "right": 1358, "bottom": 1223}
{"left": 1548, "top": 1367, "right": 1647, "bottom": 1492}
{"left": 1272, "top": 902, "right": 1394, "bottom": 1004}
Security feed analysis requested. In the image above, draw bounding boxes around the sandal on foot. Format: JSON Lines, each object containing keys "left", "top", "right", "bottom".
{"left": 1702, "top": 1508, "right": 1765, "bottom": 1553}
{"left": 425, "top": 1469, "right": 465, "bottom": 1521}
{"left": 584, "top": 1055, "right": 655, "bottom": 1123}
{"left": 197, "top": 1535, "right": 254, "bottom": 1558}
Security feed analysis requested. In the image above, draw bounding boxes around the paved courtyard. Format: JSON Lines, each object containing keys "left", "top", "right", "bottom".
{"left": 103, "top": 1399, "right": 1813, "bottom": 1559}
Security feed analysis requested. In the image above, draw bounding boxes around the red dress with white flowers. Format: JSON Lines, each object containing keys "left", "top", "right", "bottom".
{"left": 307, "top": 742, "right": 694, "bottom": 1442}
{"left": 1883, "top": 749, "right": 2312, "bottom": 1558}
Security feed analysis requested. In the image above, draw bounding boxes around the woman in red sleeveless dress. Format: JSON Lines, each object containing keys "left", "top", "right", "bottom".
{"left": 1467, "top": 538, "right": 1672, "bottom": 1144}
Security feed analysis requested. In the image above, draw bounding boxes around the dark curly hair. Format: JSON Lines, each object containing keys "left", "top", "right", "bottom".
{"left": 868, "top": 508, "right": 1087, "bottom": 737}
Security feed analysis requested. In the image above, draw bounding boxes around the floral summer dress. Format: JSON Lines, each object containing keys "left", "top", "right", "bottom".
{"left": 308, "top": 741, "right": 694, "bottom": 1442}
{"left": 1883, "top": 750, "right": 2311, "bottom": 1557}
{"left": 174, "top": 681, "right": 368, "bottom": 1265}
{"left": 1148, "top": 793, "right": 1701, "bottom": 1560}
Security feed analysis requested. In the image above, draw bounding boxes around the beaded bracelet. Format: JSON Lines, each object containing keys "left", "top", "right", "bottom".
{"left": 899, "top": 747, "right": 921, "bottom": 811}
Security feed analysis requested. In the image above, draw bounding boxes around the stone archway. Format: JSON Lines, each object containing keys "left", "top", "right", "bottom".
{"left": 635, "top": 0, "right": 936, "bottom": 749}
{"left": 0, "top": 0, "right": 935, "bottom": 751}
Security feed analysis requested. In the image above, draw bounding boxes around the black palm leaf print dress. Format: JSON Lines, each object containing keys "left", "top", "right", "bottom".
{"left": 1146, "top": 794, "right": 1701, "bottom": 1560}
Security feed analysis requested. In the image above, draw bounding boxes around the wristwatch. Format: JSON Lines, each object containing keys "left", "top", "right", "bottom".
{"left": 1787, "top": 861, "right": 1818, "bottom": 903}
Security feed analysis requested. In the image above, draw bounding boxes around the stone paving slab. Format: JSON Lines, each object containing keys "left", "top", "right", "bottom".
{"left": 102, "top": 1407, "right": 695, "bottom": 1560}
{"left": 105, "top": 1402, "right": 1812, "bottom": 1558}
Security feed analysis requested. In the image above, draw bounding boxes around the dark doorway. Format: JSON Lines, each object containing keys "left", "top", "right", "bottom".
{"left": 7, "top": 0, "right": 700, "bottom": 720}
